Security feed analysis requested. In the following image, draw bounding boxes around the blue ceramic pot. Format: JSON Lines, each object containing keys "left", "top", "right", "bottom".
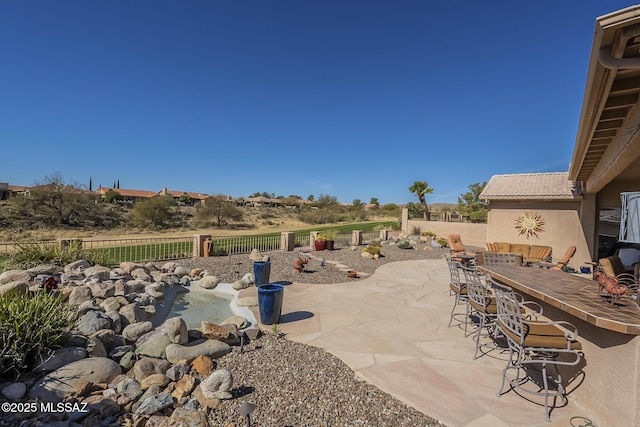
{"left": 258, "top": 283, "right": 284, "bottom": 325}
{"left": 253, "top": 261, "right": 271, "bottom": 286}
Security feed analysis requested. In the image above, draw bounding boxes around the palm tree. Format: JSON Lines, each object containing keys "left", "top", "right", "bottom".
{"left": 409, "top": 181, "right": 434, "bottom": 220}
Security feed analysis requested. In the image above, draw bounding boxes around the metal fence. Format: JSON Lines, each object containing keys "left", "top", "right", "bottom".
{"left": 82, "top": 237, "right": 193, "bottom": 263}
{"left": 209, "top": 234, "right": 282, "bottom": 256}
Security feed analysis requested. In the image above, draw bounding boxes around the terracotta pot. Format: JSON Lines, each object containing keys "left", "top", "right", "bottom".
{"left": 326, "top": 240, "right": 335, "bottom": 251}
{"left": 314, "top": 240, "right": 327, "bottom": 251}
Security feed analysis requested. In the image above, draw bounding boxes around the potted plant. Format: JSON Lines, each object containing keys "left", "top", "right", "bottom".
{"left": 315, "top": 232, "right": 327, "bottom": 251}
{"left": 324, "top": 229, "right": 337, "bottom": 251}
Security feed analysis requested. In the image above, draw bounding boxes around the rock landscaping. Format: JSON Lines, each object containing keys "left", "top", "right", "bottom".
{"left": 0, "top": 236, "right": 448, "bottom": 426}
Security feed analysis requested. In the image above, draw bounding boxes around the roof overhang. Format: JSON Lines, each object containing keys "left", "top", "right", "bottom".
{"left": 569, "top": 5, "right": 640, "bottom": 193}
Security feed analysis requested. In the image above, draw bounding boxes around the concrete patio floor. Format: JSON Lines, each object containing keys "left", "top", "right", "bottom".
{"left": 241, "top": 258, "right": 600, "bottom": 427}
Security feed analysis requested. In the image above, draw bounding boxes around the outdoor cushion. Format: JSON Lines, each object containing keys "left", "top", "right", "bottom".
{"left": 510, "top": 244, "right": 530, "bottom": 258}
{"left": 486, "top": 242, "right": 498, "bottom": 252}
{"left": 530, "top": 245, "right": 552, "bottom": 260}
{"left": 495, "top": 242, "right": 511, "bottom": 253}
{"left": 498, "top": 320, "right": 582, "bottom": 351}
{"left": 449, "top": 283, "right": 467, "bottom": 295}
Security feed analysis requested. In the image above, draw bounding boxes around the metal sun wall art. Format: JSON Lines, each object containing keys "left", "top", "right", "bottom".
{"left": 514, "top": 212, "right": 545, "bottom": 239}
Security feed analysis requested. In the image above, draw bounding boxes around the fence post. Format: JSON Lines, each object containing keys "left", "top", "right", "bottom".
{"left": 310, "top": 231, "right": 318, "bottom": 249}
{"left": 281, "top": 232, "right": 295, "bottom": 251}
{"left": 401, "top": 208, "right": 409, "bottom": 233}
{"left": 193, "top": 234, "right": 211, "bottom": 257}
{"left": 379, "top": 230, "right": 388, "bottom": 241}
{"left": 351, "top": 230, "right": 362, "bottom": 246}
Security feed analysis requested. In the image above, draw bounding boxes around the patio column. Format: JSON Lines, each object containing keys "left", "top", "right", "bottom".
{"left": 280, "top": 232, "right": 295, "bottom": 251}
{"left": 351, "top": 230, "right": 362, "bottom": 246}
{"left": 193, "top": 234, "right": 211, "bottom": 257}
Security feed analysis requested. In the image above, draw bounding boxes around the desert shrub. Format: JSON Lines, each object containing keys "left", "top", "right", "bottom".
{"left": 2, "top": 241, "right": 111, "bottom": 271}
{"left": 411, "top": 226, "right": 421, "bottom": 235}
{"left": 421, "top": 231, "right": 436, "bottom": 237}
{"left": 397, "top": 239, "right": 411, "bottom": 249}
{"left": 362, "top": 245, "right": 381, "bottom": 256}
{"left": 0, "top": 291, "right": 78, "bottom": 379}
{"left": 436, "top": 238, "right": 448, "bottom": 247}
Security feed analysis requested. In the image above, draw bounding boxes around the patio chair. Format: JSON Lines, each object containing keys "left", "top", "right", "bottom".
{"left": 537, "top": 246, "right": 576, "bottom": 271}
{"left": 462, "top": 266, "right": 498, "bottom": 359}
{"left": 448, "top": 234, "right": 469, "bottom": 257}
{"left": 446, "top": 257, "right": 469, "bottom": 328}
{"left": 493, "top": 285, "right": 582, "bottom": 422}
{"left": 483, "top": 252, "right": 522, "bottom": 266}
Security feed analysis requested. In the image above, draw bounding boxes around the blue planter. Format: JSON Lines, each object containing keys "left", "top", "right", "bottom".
{"left": 258, "top": 283, "right": 284, "bottom": 325}
{"left": 253, "top": 261, "right": 271, "bottom": 286}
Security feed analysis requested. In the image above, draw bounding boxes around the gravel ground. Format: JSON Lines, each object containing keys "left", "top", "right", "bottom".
{"left": 176, "top": 241, "right": 451, "bottom": 285}
{"left": 174, "top": 241, "right": 450, "bottom": 426}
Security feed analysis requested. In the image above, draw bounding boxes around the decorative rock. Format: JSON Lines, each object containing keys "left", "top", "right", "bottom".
{"left": 77, "top": 310, "right": 112, "bottom": 334}
{"left": 135, "top": 334, "right": 172, "bottom": 359}
{"left": 119, "top": 262, "right": 144, "bottom": 274}
{"left": 1, "top": 382, "right": 27, "bottom": 400}
{"left": 166, "top": 363, "right": 190, "bottom": 382}
{"left": 0, "top": 269, "right": 31, "bottom": 285}
{"left": 133, "top": 357, "right": 171, "bottom": 382}
{"left": 232, "top": 280, "right": 249, "bottom": 290}
{"left": 244, "top": 328, "right": 262, "bottom": 340}
{"left": 69, "top": 285, "right": 93, "bottom": 306}
{"left": 200, "top": 369, "right": 233, "bottom": 400}
{"left": 0, "top": 281, "right": 29, "bottom": 296}
{"left": 190, "top": 268, "right": 202, "bottom": 277}
{"left": 83, "top": 394, "right": 121, "bottom": 416}
{"left": 119, "top": 303, "right": 146, "bottom": 326}
{"left": 29, "top": 357, "right": 121, "bottom": 402}
{"left": 119, "top": 351, "right": 136, "bottom": 370}
{"left": 90, "top": 328, "right": 115, "bottom": 350}
{"left": 197, "top": 276, "right": 220, "bottom": 289}
{"left": 33, "top": 347, "right": 87, "bottom": 374}
{"left": 86, "top": 336, "right": 108, "bottom": 358}
{"left": 168, "top": 407, "right": 207, "bottom": 427}
{"left": 65, "top": 259, "right": 91, "bottom": 272}
{"left": 174, "top": 266, "right": 191, "bottom": 277}
{"left": 237, "top": 296, "right": 258, "bottom": 307}
{"left": 249, "top": 248, "right": 264, "bottom": 262}
{"left": 140, "top": 373, "right": 170, "bottom": 390}
{"left": 109, "top": 345, "right": 135, "bottom": 361}
{"left": 293, "top": 257, "right": 308, "bottom": 273}
{"left": 241, "top": 273, "right": 254, "bottom": 285}
{"left": 131, "top": 268, "right": 152, "bottom": 281}
{"left": 122, "top": 321, "right": 154, "bottom": 342}
{"left": 221, "top": 315, "right": 249, "bottom": 329}
{"left": 190, "top": 355, "right": 214, "bottom": 377}
{"left": 200, "top": 321, "right": 229, "bottom": 341}
{"left": 159, "top": 273, "right": 180, "bottom": 286}
{"left": 165, "top": 339, "right": 231, "bottom": 364}
{"left": 191, "top": 385, "right": 221, "bottom": 410}
{"left": 87, "top": 282, "right": 115, "bottom": 299}
{"left": 135, "top": 392, "right": 174, "bottom": 415}
{"left": 117, "top": 377, "right": 143, "bottom": 400}
{"left": 172, "top": 374, "right": 196, "bottom": 399}
{"left": 101, "top": 297, "right": 121, "bottom": 312}
{"left": 160, "top": 261, "right": 178, "bottom": 272}
{"left": 84, "top": 265, "right": 111, "bottom": 281}
{"left": 164, "top": 317, "right": 188, "bottom": 344}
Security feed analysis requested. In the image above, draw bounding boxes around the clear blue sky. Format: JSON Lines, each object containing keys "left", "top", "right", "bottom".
{"left": 1, "top": 1, "right": 636, "bottom": 204}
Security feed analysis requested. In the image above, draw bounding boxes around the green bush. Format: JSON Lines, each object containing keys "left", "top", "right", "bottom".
{"left": 397, "top": 239, "right": 411, "bottom": 249}
{"left": 0, "top": 291, "right": 78, "bottom": 379}
{"left": 436, "top": 238, "right": 448, "bottom": 247}
{"left": 1, "top": 242, "right": 112, "bottom": 271}
{"left": 421, "top": 231, "right": 436, "bottom": 237}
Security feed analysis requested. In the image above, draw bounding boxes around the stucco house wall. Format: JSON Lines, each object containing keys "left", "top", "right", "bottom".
{"left": 486, "top": 200, "right": 591, "bottom": 269}
{"left": 405, "top": 218, "right": 487, "bottom": 249}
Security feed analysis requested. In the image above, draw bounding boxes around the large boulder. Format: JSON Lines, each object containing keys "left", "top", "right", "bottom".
{"left": 77, "top": 310, "right": 112, "bottom": 334}
{"left": 164, "top": 317, "right": 188, "bottom": 344}
{"left": 0, "top": 270, "right": 31, "bottom": 286}
{"left": 165, "top": 339, "right": 231, "bottom": 364}
{"left": 29, "top": 357, "right": 121, "bottom": 403}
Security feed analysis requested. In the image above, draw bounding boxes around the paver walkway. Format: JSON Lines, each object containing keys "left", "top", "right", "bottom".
{"left": 242, "top": 258, "right": 599, "bottom": 427}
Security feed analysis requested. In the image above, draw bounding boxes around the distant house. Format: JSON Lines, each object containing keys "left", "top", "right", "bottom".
{"left": 95, "top": 187, "right": 158, "bottom": 203}
{"left": 158, "top": 188, "right": 209, "bottom": 205}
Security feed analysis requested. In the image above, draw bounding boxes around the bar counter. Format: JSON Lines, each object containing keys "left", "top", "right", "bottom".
{"left": 478, "top": 265, "right": 640, "bottom": 426}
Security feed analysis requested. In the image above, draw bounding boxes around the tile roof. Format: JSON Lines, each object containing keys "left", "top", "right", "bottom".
{"left": 480, "top": 172, "right": 578, "bottom": 200}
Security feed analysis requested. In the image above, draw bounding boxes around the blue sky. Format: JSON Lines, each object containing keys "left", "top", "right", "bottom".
{"left": 1, "top": 1, "right": 636, "bottom": 204}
